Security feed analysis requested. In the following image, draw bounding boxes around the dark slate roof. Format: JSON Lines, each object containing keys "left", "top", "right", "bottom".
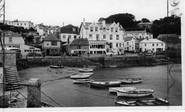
{"left": 124, "top": 36, "right": 134, "bottom": 42}
{"left": 60, "top": 24, "right": 79, "bottom": 34}
{"left": 69, "top": 38, "right": 89, "bottom": 46}
{"left": 43, "top": 33, "right": 60, "bottom": 41}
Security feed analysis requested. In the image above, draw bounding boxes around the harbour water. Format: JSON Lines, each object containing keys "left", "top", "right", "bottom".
{"left": 35, "top": 64, "right": 182, "bottom": 107}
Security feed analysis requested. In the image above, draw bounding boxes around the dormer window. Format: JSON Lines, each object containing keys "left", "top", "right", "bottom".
{"left": 111, "top": 28, "right": 114, "bottom": 32}
{"left": 95, "top": 27, "right": 98, "bottom": 31}
{"left": 115, "top": 28, "right": 118, "bottom": 32}
{"left": 90, "top": 27, "right": 93, "bottom": 32}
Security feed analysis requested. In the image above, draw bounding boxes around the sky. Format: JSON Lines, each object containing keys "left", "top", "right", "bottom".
{"left": 3, "top": 0, "right": 170, "bottom": 27}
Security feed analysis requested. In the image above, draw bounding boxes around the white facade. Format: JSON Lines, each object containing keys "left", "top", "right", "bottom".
{"left": 43, "top": 41, "right": 61, "bottom": 48}
{"left": 124, "top": 30, "right": 153, "bottom": 39}
{"left": 20, "top": 44, "right": 41, "bottom": 57}
{"left": 139, "top": 39, "right": 165, "bottom": 52}
{"left": 124, "top": 37, "right": 136, "bottom": 52}
{"left": 2, "top": 20, "right": 34, "bottom": 29}
{"left": 4, "top": 32, "right": 25, "bottom": 48}
{"left": 60, "top": 34, "right": 79, "bottom": 43}
{"left": 79, "top": 20, "right": 124, "bottom": 54}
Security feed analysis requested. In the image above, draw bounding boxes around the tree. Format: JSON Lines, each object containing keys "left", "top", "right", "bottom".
{"left": 99, "top": 13, "right": 138, "bottom": 28}
{"left": 141, "top": 18, "right": 150, "bottom": 22}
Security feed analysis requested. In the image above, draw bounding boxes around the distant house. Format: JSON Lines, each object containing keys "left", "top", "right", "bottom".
{"left": 124, "top": 36, "right": 137, "bottom": 52}
{"left": 4, "top": 31, "right": 25, "bottom": 48}
{"left": 1, "top": 20, "right": 34, "bottom": 29}
{"left": 124, "top": 28, "right": 153, "bottom": 39}
{"left": 42, "top": 33, "right": 61, "bottom": 56}
{"left": 60, "top": 24, "right": 79, "bottom": 44}
{"left": 67, "top": 38, "right": 89, "bottom": 55}
{"left": 139, "top": 39, "right": 165, "bottom": 52}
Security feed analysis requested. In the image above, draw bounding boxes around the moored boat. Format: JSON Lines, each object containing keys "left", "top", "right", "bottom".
{"left": 115, "top": 97, "right": 169, "bottom": 106}
{"left": 117, "top": 88, "right": 154, "bottom": 97}
{"left": 109, "top": 86, "right": 136, "bottom": 93}
{"left": 79, "top": 68, "right": 93, "bottom": 72}
{"left": 119, "top": 78, "right": 142, "bottom": 84}
{"left": 73, "top": 79, "right": 94, "bottom": 84}
{"left": 50, "top": 64, "right": 64, "bottom": 68}
{"left": 90, "top": 81, "right": 121, "bottom": 88}
{"left": 70, "top": 73, "right": 92, "bottom": 79}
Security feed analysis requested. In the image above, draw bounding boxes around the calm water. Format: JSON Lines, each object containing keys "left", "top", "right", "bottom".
{"left": 41, "top": 64, "right": 182, "bottom": 107}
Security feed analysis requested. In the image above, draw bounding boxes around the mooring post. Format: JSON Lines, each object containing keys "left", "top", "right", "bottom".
{"left": 27, "top": 78, "right": 41, "bottom": 107}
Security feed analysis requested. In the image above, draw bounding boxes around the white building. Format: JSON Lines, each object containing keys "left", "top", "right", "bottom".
{"left": 139, "top": 39, "right": 165, "bottom": 52}
{"left": 79, "top": 19, "right": 124, "bottom": 54}
{"left": 124, "top": 36, "right": 136, "bottom": 52}
{"left": 124, "top": 28, "right": 153, "bottom": 39}
{"left": 2, "top": 20, "right": 34, "bottom": 29}
{"left": 20, "top": 44, "right": 41, "bottom": 57}
{"left": 60, "top": 24, "right": 79, "bottom": 44}
{"left": 4, "top": 31, "right": 25, "bottom": 48}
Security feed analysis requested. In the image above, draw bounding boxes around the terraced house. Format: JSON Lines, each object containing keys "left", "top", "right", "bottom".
{"left": 79, "top": 19, "right": 124, "bottom": 54}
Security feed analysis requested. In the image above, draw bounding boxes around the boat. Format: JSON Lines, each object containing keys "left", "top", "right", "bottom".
{"left": 70, "top": 73, "right": 92, "bottom": 79}
{"left": 117, "top": 88, "right": 154, "bottom": 97}
{"left": 50, "top": 64, "right": 64, "bottom": 68}
{"left": 79, "top": 68, "right": 93, "bottom": 72}
{"left": 115, "top": 97, "right": 169, "bottom": 106}
{"left": 119, "top": 78, "right": 142, "bottom": 84}
{"left": 109, "top": 86, "right": 136, "bottom": 93}
{"left": 73, "top": 79, "right": 94, "bottom": 84}
{"left": 90, "top": 81, "right": 121, "bottom": 88}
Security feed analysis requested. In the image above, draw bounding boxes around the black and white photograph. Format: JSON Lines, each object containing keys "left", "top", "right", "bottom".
{"left": 0, "top": 0, "right": 184, "bottom": 111}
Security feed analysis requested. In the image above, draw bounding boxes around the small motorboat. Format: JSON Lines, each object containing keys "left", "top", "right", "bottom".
{"left": 50, "top": 64, "right": 64, "bottom": 68}
{"left": 79, "top": 68, "right": 93, "bottom": 72}
{"left": 70, "top": 73, "right": 92, "bottom": 79}
{"left": 115, "top": 97, "right": 169, "bottom": 106}
{"left": 73, "top": 79, "right": 94, "bottom": 84}
{"left": 117, "top": 88, "right": 154, "bottom": 97}
{"left": 119, "top": 78, "right": 142, "bottom": 84}
{"left": 109, "top": 86, "right": 136, "bottom": 93}
{"left": 90, "top": 81, "right": 121, "bottom": 88}
{"left": 115, "top": 100, "right": 137, "bottom": 106}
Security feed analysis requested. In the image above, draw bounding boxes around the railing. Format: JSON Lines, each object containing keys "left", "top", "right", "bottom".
{"left": 2, "top": 78, "right": 63, "bottom": 108}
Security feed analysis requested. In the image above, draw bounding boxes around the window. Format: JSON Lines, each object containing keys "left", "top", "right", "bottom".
{"left": 119, "top": 43, "right": 122, "bottom": 47}
{"left": 63, "top": 35, "right": 66, "bottom": 39}
{"left": 111, "top": 28, "right": 114, "bottom": 32}
{"left": 51, "top": 41, "right": 57, "bottom": 46}
{"left": 157, "top": 44, "right": 158, "bottom": 46}
{"left": 161, "top": 43, "right": 163, "bottom": 46}
{"left": 110, "top": 35, "right": 113, "bottom": 40}
{"left": 89, "top": 34, "right": 92, "bottom": 39}
{"left": 116, "top": 35, "right": 119, "bottom": 40}
{"left": 74, "top": 35, "right": 77, "bottom": 39}
{"left": 72, "top": 28, "right": 76, "bottom": 32}
{"left": 152, "top": 44, "right": 154, "bottom": 46}
{"left": 116, "top": 43, "right": 118, "bottom": 47}
{"left": 152, "top": 48, "right": 155, "bottom": 51}
{"left": 103, "top": 27, "right": 106, "bottom": 31}
{"left": 9, "top": 37, "right": 12, "bottom": 42}
{"left": 145, "top": 44, "right": 147, "bottom": 46}
{"left": 127, "top": 42, "right": 129, "bottom": 46}
{"left": 96, "top": 34, "right": 99, "bottom": 40}
{"left": 123, "top": 35, "right": 124, "bottom": 40}
{"left": 115, "top": 28, "right": 118, "bottom": 32}
{"left": 90, "top": 27, "right": 93, "bottom": 32}
{"left": 68, "top": 35, "right": 71, "bottom": 39}
{"left": 95, "top": 27, "right": 98, "bottom": 31}
{"left": 103, "top": 35, "right": 106, "bottom": 39}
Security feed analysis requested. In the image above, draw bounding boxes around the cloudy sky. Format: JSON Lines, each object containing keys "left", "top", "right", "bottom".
{"left": 4, "top": 0, "right": 171, "bottom": 26}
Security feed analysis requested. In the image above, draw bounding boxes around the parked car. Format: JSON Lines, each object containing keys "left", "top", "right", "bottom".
{"left": 106, "top": 51, "right": 117, "bottom": 56}
{"left": 26, "top": 52, "right": 42, "bottom": 58}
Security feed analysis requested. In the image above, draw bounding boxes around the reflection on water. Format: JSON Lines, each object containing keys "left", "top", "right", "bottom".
{"left": 41, "top": 64, "right": 182, "bottom": 107}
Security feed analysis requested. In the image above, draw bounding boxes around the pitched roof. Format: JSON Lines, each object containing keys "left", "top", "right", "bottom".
{"left": 124, "top": 36, "right": 134, "bottom": 42}
{"left": 69, "top": 38, "right": 89, "bottom": 46}
{"left": 43, "top": 33, "right": 60, "bottom": 41}
{"left": 140, "top": 39, "right": 164, "bottom": 43}
{"left": 60, "top": 24, "right": 79, "bottom": 34}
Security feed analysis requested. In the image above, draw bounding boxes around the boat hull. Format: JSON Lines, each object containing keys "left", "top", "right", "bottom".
{"left": 70, "top": 74, "right": 92, "bottom": 79}
{"left": 50, "top": 65, "right": 64, "bottom": 68}
{"left": 79, "top": 68, "right": 93, "bottom": 72}
{"left": 120, "top": 78, "right": 142, "bottom": 84}
{"left": 90, "top": 81, "right": 121, "bottom": 88}
{"left": 109, "top": 87, "right": 136, "bottom": 93}
{"left": 73, "top": 79, "right": 93, "bottom": 84}
{"left": 117, "top": 89, "right": 154, "bottom": 97}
